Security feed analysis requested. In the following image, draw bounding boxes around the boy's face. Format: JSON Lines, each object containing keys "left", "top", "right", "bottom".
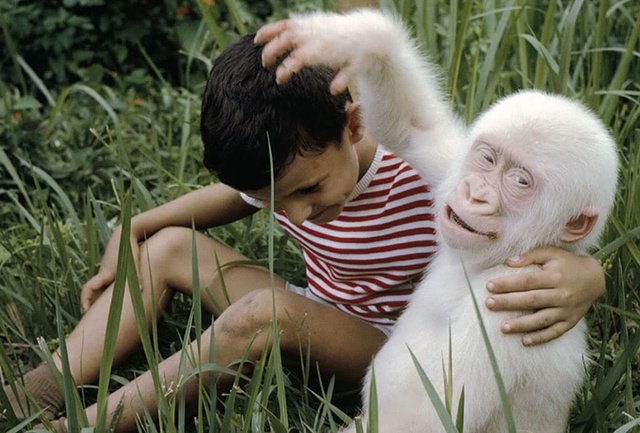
{"left": 244, "top": 131, "right": 362, "bottom": 226}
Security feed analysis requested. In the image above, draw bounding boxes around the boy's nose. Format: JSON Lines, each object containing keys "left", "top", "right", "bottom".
{"left": 283, "top": 201, "right": 313, "bottom": 226}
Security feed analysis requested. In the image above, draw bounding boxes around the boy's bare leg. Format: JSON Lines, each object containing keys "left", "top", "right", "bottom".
{"left": 51, "top": 226, "right": 288, "bottom": 387}
{"left": 76, "top": 288, "right": 386, "bottom": 432}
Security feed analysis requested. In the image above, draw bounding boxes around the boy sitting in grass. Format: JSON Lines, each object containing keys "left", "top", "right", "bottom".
{"left": 3, "top": 32, "right": 604, "bottom": 433}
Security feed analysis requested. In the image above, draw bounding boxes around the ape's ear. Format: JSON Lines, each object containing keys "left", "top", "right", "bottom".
{"left": 560, "top": 207, "right": 599, "bottom": 243}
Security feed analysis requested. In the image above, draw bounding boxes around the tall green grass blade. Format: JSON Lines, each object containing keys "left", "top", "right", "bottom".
{"left": 182, "top": 20, "right": 210, "bottom": 89}
{"left": 266, "top": 135, "right": 289, "bottom": 428}
{"left": 177, "top": 306, "right": 197, "bottom": 432}
{"left": 87, "top": 188, "right": 112, "bottom": 246}
{"left": 137, "top": 41, "right": 168, "bottom": 86}
{"left": 53, "top": 298, "right": 86, "bottom": 431}
{"left": 0, "top": 147, "right": 34, "bottom": 211}
{"left": 610, "top": 216, "right": 640, "bottom": 265}
{"left": 16, "top": 55, "right": 55, "bottom": 107}
{"left": 94, "top": 192, "right": 133, "bottom": 433}
{"left": 473, "top": 3, "right": 514, "bottom": 114}
{"left": 588, "top": 0, "right": 608, "bottom": 106}
{"left": 224, "top": 0, "right": 248, "bottom": 34}
{"left": 593, "top": 226, "right": 640, "bottom": 259}
{"left": 83, "top": 193, "right": 100, "bottom": 277}
{"left": 613, "top": 417, "right": 640, "bottom": 433}
{"left": 600, "top": 9, "right": 640, "bottom": 124}
{"left": 461, "top": 261, "right": 516, "bottom": 432}
{"left": 46, "top": 84, "right": 119, "bottom": 135}
{"left": 7, "top": 416, "right": 41, "bottom": 433}
{"left": 1, "top": 193, "right": 43, "bottom": 237}
{"left": 15, "top": 156, "right": 80, "bottom": 228}
{"left": 178, "top": 97, "right": 193, "bottom": 183}
{"left": 520, "top": 34, "right": 560, "bottom": 76}
{"left": 557, "top": 0, "right": 585, "bottom": 94}
{"left": 119, "top": 192, "right": 175, "bottom": 428}
{"left": 407, "top": 348, "right": 458, "bottom": 433}
{"left": 0, "top": 11, "right": 26, "bottom": 93}
{"left": 447, "top": 0, "right": 472, "bottom": 98}
{"left": 242, "top": 341, "right": 270, "bottom": 433}
{"left": 455, "top": 387, "right": 465, "bottom": 431}
{"left": 443, "top": 325, "right": 453, "bottom": 414}
{"left": 515, "top": 2, "right": 530, "bottom": 88}
{"left": 195, "top": 0, "right": 229, "bottom": 48}
{"left": 131, "top": 177, "right": 156, "bottom": 212}
{"left": 414, "top": 0, "right": 437, "bottom": 57}
{"left": 47, "top": 209, "right": 77, "bottom": 304}
{"left": 534, "top": 0, "right": 557, "bottom": 89}
{"left": 444, "top": 0, "right": 458, "bottom": 75}
{"left": 580, "top": 328, "right": 640, "bottom": 419}
{"left": 207, "top": 317, "right": 217, "bottom": 433}
{"left": 366, "top": 368, "right": 378, "bottom": 433}
{"left": 0, "top": 343, "right": 20, "bottom": 424}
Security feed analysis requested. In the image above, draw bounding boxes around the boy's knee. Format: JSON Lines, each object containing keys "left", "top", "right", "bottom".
{"left": 137, "top": 227, "right": 202, "bottom": 295}
{"left": 139, "top": 226, "right": 193, "bottom": 262}
{"left": 217, "top": 288, "right": 274, "bottom": 339}
{"left": 216, "top": 288, "right": 304, "bottom": 353}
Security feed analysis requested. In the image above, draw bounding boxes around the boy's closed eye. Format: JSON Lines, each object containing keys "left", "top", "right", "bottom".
{"left": 297, "top": 183, "right": 321, "bottom": 195}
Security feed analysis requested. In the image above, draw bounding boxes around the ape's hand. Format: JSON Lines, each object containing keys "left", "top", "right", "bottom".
{"left": 255, "top": 10, "right": 397, "bottom": 94}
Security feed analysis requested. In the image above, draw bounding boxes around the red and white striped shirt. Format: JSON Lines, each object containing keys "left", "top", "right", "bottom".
{"left": 244, "top": 146, "right": 437, "bottom": 328}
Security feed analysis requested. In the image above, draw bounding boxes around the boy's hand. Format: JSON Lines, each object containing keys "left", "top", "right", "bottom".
{"left": 80, "top": 226, "right": 140, "bottom": 312}
{"left": 485, "top": 246, "right": 605, "bottom": 346}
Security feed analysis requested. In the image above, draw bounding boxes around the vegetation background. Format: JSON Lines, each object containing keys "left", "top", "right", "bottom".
{"left": 0, "top": 0, "right": 638, "bottom": 432}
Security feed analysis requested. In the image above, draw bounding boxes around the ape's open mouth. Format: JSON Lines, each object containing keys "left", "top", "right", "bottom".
{"left": 447, "top": 206, "right": 497, "bottom": 240}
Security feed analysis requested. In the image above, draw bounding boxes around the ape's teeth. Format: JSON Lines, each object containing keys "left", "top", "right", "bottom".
{"left": 451, "top": 210, "right": 478, "bottom": 234}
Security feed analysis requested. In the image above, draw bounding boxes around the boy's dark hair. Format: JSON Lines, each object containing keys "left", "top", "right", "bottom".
{"left": 201, "top": 33, "right": 352, "bottom": 191}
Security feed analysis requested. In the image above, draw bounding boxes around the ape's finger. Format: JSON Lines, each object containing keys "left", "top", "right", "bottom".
{"left": 330, "top": 65, "right": 357, "bottom": 95}
{"left": 260, "top": 29, "right": 299, "bottom": 67}
{"left": 254, "top": 20, "right": 290, "bottom": 45}
{"left": 275, "top": 51, "right": 307, "bottom": 84}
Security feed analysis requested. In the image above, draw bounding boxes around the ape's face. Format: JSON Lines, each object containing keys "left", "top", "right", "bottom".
{"left": 439, "top": 135, "right": 541, "bottom": 251}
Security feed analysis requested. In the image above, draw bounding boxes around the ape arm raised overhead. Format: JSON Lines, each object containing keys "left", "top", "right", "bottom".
{"left": 256, "top": 9, "right": 464, "bottom": 187}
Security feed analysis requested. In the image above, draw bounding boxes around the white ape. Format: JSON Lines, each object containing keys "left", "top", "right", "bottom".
{"left": 256, "top": 9, "right": 619, "bottom": 433}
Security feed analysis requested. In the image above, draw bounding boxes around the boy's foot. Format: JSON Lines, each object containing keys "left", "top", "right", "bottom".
{"left": 2, "top": 363, "right": 64, "bottom": 420}
{"left": 46, "top": 417, "right": 68, "bottom": 433}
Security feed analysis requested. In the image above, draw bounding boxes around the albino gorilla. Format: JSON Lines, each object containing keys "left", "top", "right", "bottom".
{"left": 256, "top": 9, "right": 619, "bottom": 433}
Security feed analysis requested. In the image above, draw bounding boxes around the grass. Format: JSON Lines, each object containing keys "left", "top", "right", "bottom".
{"left": 0, "top": 0, "right": 639, "bottom": 432}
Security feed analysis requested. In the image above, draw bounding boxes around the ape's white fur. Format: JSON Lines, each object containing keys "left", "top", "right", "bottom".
{"left": 273, "top": 9, "right": 619, "bottom": 433}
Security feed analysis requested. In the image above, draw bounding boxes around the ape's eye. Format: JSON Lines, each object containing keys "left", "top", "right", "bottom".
{"left": 508, "top": 169, "right": 532, "bottom": 188}
{"left": 477, "top": 146, "right": 495, "bottom": 166}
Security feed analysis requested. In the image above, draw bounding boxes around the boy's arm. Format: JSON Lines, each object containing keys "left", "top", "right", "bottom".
{"left": 485, "top": 247, "right": 605, "bottom": 346}
{"left": 80, "top": 183, "right": 258, "bottom": 311}
{"left": 127, "top": 183, "right": 257, "bottom": 239}
{"left": 255, "top": 9, "right": 464, "bottom": 187}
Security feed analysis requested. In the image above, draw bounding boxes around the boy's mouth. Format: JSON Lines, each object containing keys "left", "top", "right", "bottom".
{"left": 309, "top": 204, "right": 342, "bottom": 223}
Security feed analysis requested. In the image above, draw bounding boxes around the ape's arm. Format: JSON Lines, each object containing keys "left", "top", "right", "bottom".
{"left": 256, "top": 9, "right": 465, "bottom": 187}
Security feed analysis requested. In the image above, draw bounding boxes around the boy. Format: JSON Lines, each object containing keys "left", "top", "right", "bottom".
{"left": 4, "top": 33, "right": 604, "bottom": 432}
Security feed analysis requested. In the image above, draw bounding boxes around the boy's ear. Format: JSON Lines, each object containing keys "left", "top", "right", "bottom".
{"left": 346, "top": 101, "right": 364, "bottom": 143}
{"left": 560, "top": 207, "right": 599, "bottom": 243}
